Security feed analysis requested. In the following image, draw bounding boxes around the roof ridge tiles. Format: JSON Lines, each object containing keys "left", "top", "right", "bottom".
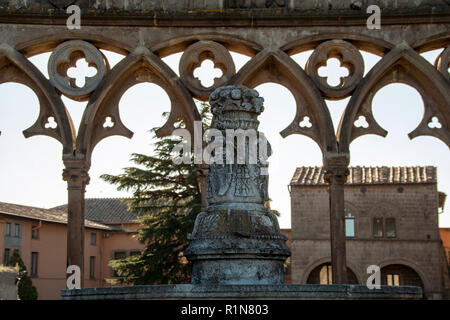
{"left": 290, "top": 166, "right": 437, "bottom": 186}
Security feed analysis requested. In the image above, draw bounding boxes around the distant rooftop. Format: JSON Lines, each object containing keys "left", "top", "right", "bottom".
{"left": 290, "top": 166, "right": 437, "bottom": 186}
{"left": 0, "top": 202, "right": 110, "bottom": 230}
{"left": 53, "top": 198, "right": 139, "bottom": 224}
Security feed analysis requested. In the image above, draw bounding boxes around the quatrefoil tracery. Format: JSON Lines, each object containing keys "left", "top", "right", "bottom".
{"left": 179, "top": 41, "right": 236, "bottom": 101}
{"left": 306, "top": 40, "right": 364, "bottom": 100}
{"left": 48, "top": 40, "right": 108, "bottom": 101}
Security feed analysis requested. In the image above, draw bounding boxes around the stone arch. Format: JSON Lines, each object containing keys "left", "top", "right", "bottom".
{"left": 280, "top": 32, "right": 395, "bottom": 56}
{"left": 377, "top": 258, "right": 429, "bottom": 295}
{"left": 15, "top": 33, "right": 132, "bottom": 57}
{"left": 369, "top": 201, "right": 402, "bottom": 218}
{"left": 232, "top": 49, "right": 337, "bottom": 157}
{"left": 412, "top": 31, "right": 450, "bottom": 53}
{"left": 338, "top": 44, "right": 450, "bottom": 152}
{"left": 0, "top": 44, "right": 75, "bottom": 155}
{"left": 77, "top": 47, "right": 200, "bottom": 164}
{"left": 149, "top": 33, "right": 263, "bottom": 58}
{"left": 344, "top": 200, "right": 359, "bottom": 214}
{"left": 301, "top": 256, "right": 363, "bottom": 285}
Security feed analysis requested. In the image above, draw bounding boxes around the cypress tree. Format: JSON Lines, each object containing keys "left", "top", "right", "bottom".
{"left": 10, "top": 249, "right": 38, "bottom": 300}
{"left": 101, "top": 103, "right": 210, "bottom": 285}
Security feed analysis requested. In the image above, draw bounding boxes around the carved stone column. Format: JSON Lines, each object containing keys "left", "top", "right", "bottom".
{"left": 63, "top": 159, "right": 90, "bottom": 287}
{"left": 184, "top": 85, "right": 290, "bottom": 285}
{"left": 324, "top": 162, "right": 349, "bottom": 284}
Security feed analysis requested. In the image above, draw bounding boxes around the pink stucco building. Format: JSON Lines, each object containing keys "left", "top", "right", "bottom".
{"left": 0, "top": 199, "right": 144, "bottom": 300}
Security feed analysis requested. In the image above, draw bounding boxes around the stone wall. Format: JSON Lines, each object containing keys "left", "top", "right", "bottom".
{"left": 0, "top": 0, "right": 448, "bottom": 11}
{"left": 290, "top": 183, "right": 443, "bottom": 299}
{"left": 0, "top": 0, "right": 448, "bottom": 24}
{"left": 0, "top": 267, "right": 17, "bottom": 300}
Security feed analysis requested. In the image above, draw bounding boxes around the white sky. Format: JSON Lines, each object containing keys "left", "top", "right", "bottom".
{"left": 0, "top": 48, "right": 449, "bottom": 229}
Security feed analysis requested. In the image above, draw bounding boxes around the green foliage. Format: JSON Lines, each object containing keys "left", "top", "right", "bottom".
{"left": 10, "top": 250, "right": 38, "bottom": 300}
{"left": 101, "top": 103, "right": 211, "bottom": 285}
{"left": 9, "top": 249, "right": 25, "bottom": 272}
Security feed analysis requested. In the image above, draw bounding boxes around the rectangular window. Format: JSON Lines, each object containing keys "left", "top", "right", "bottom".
{"left": 114, "top": 251, "right": 127, "bottom": 260}
{"left": 90, "top": 233, "right": 97, "bottom": 246}
{"left": 387, "top": 274, "right": 400, "bottom": 286}
{"left": 112, "top": 251, "right": 127, "bottom": 277}
{"left": 385, "top": 218, "right": 396, "bottom": 238}
{"left": 373, "top": 218, "right": 384, "bottom": 238}
{"left": 129, "top": 250, "right": 141, "bottom": 257}
{"left": 89, "top": 256, "right": 95, "bottom": 279}
{"left": 14, "top": 223, "right": 20, "bottom": 237}
{"left": 31, "top": 226, "right": 39, "bottom": 240}
{"left": 3, "top": 248, "right": 10, "bottom": 265}
{"left": 30, "top": 252, "right": 38, "bottom": 276}
{"left": 345, "top": 213, "right": 355, "bottom": 238}
{"left": 5, "top": 222, "right": 11, "bottom": 236}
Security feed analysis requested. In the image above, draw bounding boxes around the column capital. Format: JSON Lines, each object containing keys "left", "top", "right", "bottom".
{"left": 324, "top": 167, "right": 349, "bottom": 184}
{"left": 324, "top": 152, "right": 350, "bottom": 184}
{"left": 63, "top": 161, "right": 90, "bottom": 187}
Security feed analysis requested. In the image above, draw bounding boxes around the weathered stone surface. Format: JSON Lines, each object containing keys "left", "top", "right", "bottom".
{"left": 184, "top": 85, "right": 290, "bottom": 285}
{"left": 0, "top": 0, "right": 448, "bottom": 11}
{"left": 0, "top": 0, "right": 449, "bottom": 27}
{"left": 0, "top": 268, "right": 17, "bottom": 300}
{"left": 61, "top": 283, "right": 423, "bottom": 300}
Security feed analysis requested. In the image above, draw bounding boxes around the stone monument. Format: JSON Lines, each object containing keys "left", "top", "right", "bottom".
{"left": 184, "top": 85, "right": 290, "bottom": 285}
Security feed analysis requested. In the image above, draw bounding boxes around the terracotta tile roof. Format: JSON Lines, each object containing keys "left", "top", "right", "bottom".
{"left": 53, "top": 198, "right": 139, "bottom": 224}
{"left": 0, "top": 202, "right": 111, "bottom": 230}
{"left": 290, "top": 166, "right": 437, "bottom": 186}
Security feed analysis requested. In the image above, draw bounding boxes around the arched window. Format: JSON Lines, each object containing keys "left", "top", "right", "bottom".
{"left": 307, "top": 263, "right": 359, "bottom": 284}
{"left": 319, "top": 264, "right": 333, "bottom": 284}
{"left": 345, "top": 209, "right": 355, "bottom": 238}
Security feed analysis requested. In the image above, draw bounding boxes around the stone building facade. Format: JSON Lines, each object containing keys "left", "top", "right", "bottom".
{"left": 290, "top": 166, "right": 447, "bottom": 299}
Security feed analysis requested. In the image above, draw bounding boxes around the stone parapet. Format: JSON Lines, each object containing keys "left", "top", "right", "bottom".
{"left": 61, "top": 283, "right": 423, "bottom": 300}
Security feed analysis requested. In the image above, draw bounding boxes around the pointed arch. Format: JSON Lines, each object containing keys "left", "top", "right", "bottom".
{"left": 0, "top": 44, "right": 75, "bottom": 155}
{"left": 301, "top": 256, "right": 363, "bottom": 285}
{"left": 411, "top": 31, "right": 450, "bottom": 53}
{"left": 77, "top": 47, "right": 200, "bottom": 164}
{"left": 338, "top": 44, "right": 450, "bottom": 153}
{"left": 232, "top": 49, "right": 337, "bottom": 157}
{"left": 377, "top": 258, "right": 430, "bottom": 295}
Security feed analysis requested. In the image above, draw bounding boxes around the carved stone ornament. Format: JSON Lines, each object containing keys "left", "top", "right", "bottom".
{"left": 184, "top": 85, "right": 290, "bottom": 285}
{"left": 306, "top": 40, "right": 364, "bottom": 100}
{"left": 48, "top": 40, "right": 107, "bottom": 101}
{"left": 179, "top": 41, "right": 236, "bottom": 101}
